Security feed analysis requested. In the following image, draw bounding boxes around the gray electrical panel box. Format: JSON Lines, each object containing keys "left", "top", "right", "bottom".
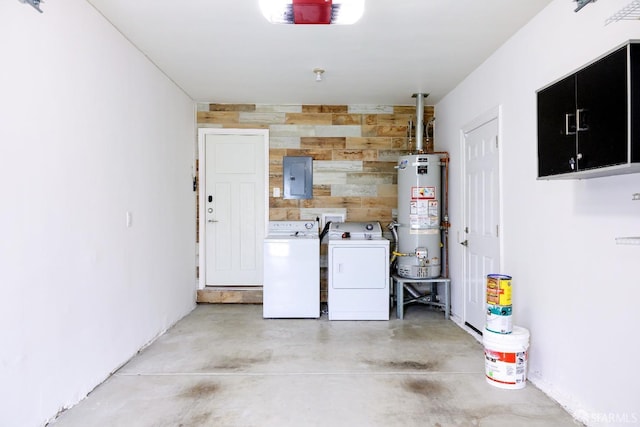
{"left": 283, "top": 156, "right": 313, "bottom": 199}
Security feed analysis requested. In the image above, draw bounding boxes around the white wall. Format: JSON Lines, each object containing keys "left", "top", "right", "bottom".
{"left": 435, "top": 1, "right": 640, "bottom": 425}
{"left": 0, "top": 2, "right": 196, "bottom": 426}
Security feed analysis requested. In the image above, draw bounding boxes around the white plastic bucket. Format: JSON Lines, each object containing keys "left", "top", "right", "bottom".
{"left": 483, "top": 326, "right": 530, "bottom": 389}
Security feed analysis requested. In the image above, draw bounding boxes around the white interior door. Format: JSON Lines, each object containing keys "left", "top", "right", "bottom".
{"left": 198, "top": 129, "right": 268, "bottom": 288}
{"left": 462, "top": 111, "right": 501, "bottom": 333}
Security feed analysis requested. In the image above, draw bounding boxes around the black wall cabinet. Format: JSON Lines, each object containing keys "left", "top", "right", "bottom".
{"left": 537, "top": 42, "right": 640, "bottom": 179}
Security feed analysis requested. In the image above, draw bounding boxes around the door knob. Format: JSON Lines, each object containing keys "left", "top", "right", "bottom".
{"left": 460, "top": 240, "right": 468, "bottom": 246}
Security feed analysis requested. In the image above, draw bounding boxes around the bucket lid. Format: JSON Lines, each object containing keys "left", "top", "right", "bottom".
{"left": 483, "top": 326, "right": 530, "bottom": 347}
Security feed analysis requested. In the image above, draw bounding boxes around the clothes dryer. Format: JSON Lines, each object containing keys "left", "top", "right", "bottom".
{"left": 327, "top": 222, "right": 389, "bottom": 320}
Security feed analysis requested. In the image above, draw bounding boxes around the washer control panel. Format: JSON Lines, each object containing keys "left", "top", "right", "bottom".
{"left": 267, "top": 221, "right": 319, "bottom": 237}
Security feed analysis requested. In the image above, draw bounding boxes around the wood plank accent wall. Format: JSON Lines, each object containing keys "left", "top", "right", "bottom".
{"left": 198, "top": 103, "right": 434, "bottom": 224}
{"left": 197, "top": 103, "right": 435, "bottom": 302}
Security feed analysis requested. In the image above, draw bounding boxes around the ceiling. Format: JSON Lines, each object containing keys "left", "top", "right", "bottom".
{"left": 85, "top": 0, "right": 554, "bottom": 106}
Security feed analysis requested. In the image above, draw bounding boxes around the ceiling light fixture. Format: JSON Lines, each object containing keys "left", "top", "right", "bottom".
{"left": 259, "top": 0, "right": 364, "bottom": 25}
{"left": 18, "top": 0, "right": 43, "bottom": 13}
{"left": 313, "top": 68, "right": 325, "bottom": 82}
{"left": 574, "top": 0, "right": 596, "bottom": 13}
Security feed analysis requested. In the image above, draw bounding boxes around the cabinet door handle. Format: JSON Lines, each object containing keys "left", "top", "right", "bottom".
{"left": 565, "top": 113, "right": 576, "bottom": 135}
{"left": 576, "top": 108, "right": 589, "bottom": 131}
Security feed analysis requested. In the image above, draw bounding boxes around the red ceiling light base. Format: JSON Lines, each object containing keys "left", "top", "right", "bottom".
{"left": 293, "top": 0, "right": 332, "bottom": 24}
{"left": 260, "top": 0, "right": 363, "bottom": 25}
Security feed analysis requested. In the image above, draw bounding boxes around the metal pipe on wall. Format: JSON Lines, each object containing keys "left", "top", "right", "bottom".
{"left": 431, "top": 152, "right": 450, "bottom": 278}
{"left": 412, "top": 93, "right": 428, "bottom": 152}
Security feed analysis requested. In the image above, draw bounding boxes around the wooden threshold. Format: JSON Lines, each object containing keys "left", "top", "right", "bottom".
{"left": 197, "top": 286, "right": 263, "bottom": 304}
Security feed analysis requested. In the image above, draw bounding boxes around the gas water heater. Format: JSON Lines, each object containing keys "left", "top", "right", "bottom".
{"left": 396, "top": 153, "right": 442, "bottom": 279}
{"left": 395, "top": 93, "right": 443, "bottom": 279}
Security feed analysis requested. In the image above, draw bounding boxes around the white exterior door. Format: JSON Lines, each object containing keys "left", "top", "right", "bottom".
{"left": 462, "top": 111, "right": 501, "bottom": 333}
{"left": 198, "top": 129, "right": 269, "bottom": 288}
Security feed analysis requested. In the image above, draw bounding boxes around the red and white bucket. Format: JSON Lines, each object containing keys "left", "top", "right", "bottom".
{"left": 483, "top": 326, "right": 530, "bottom": 389}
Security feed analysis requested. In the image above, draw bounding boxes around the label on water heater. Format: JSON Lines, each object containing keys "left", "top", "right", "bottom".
{"left": 410, "top": 216, "right": 440, "bottom": 227}
{"left": 427, "top": 201, "right": 439, "bottom": 226}
{"left": 410, "top": 229, "right": 439, "bottom": 235}
{"left": 411, "top": 186, "right": 436, "bottom": 200}
{"left": 410, "top": 200, "right": 430, "bottom": 214}
{"left": 409, "top": 200, "right": 439, "bottom": 227}
{"left": 412, "top": 157, "right": 430, "bottom": 165}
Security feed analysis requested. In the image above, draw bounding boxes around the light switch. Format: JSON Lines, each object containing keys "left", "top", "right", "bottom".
{"left": 273, "top": 187, "right": 281, "bottom": 197}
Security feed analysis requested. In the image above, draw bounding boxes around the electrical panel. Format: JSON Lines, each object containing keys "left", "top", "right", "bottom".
{"left": 283, "top": 156, "right": 313, "bottom": 199}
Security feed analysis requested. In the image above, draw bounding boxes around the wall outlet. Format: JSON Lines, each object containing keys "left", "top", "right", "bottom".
{"left": 273, "top": 187, "right": 280, "bottom": 197}
{"left": 632, "top": 193, "right": 640, "bottom": 201}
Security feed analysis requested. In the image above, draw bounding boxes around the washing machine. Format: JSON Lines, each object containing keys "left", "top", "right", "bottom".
{"left": 263, "top": 220, "right": 319, "bottom": 318}
{"left": 327, "top": 222, "right": 390, "bottom": 320}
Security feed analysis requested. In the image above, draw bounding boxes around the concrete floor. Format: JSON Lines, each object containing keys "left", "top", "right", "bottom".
{"left": 50, "top": 304, "right": 579, "bottom": 427}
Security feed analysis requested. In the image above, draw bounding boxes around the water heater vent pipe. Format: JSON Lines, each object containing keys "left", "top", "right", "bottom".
{"left": 412, "top": 93, "right": 428, "bottom": 152}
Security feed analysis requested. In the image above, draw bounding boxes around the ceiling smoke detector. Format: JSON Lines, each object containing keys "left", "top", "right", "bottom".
{"left": 260, "top": 0, "right": 364, "bottom": 25}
